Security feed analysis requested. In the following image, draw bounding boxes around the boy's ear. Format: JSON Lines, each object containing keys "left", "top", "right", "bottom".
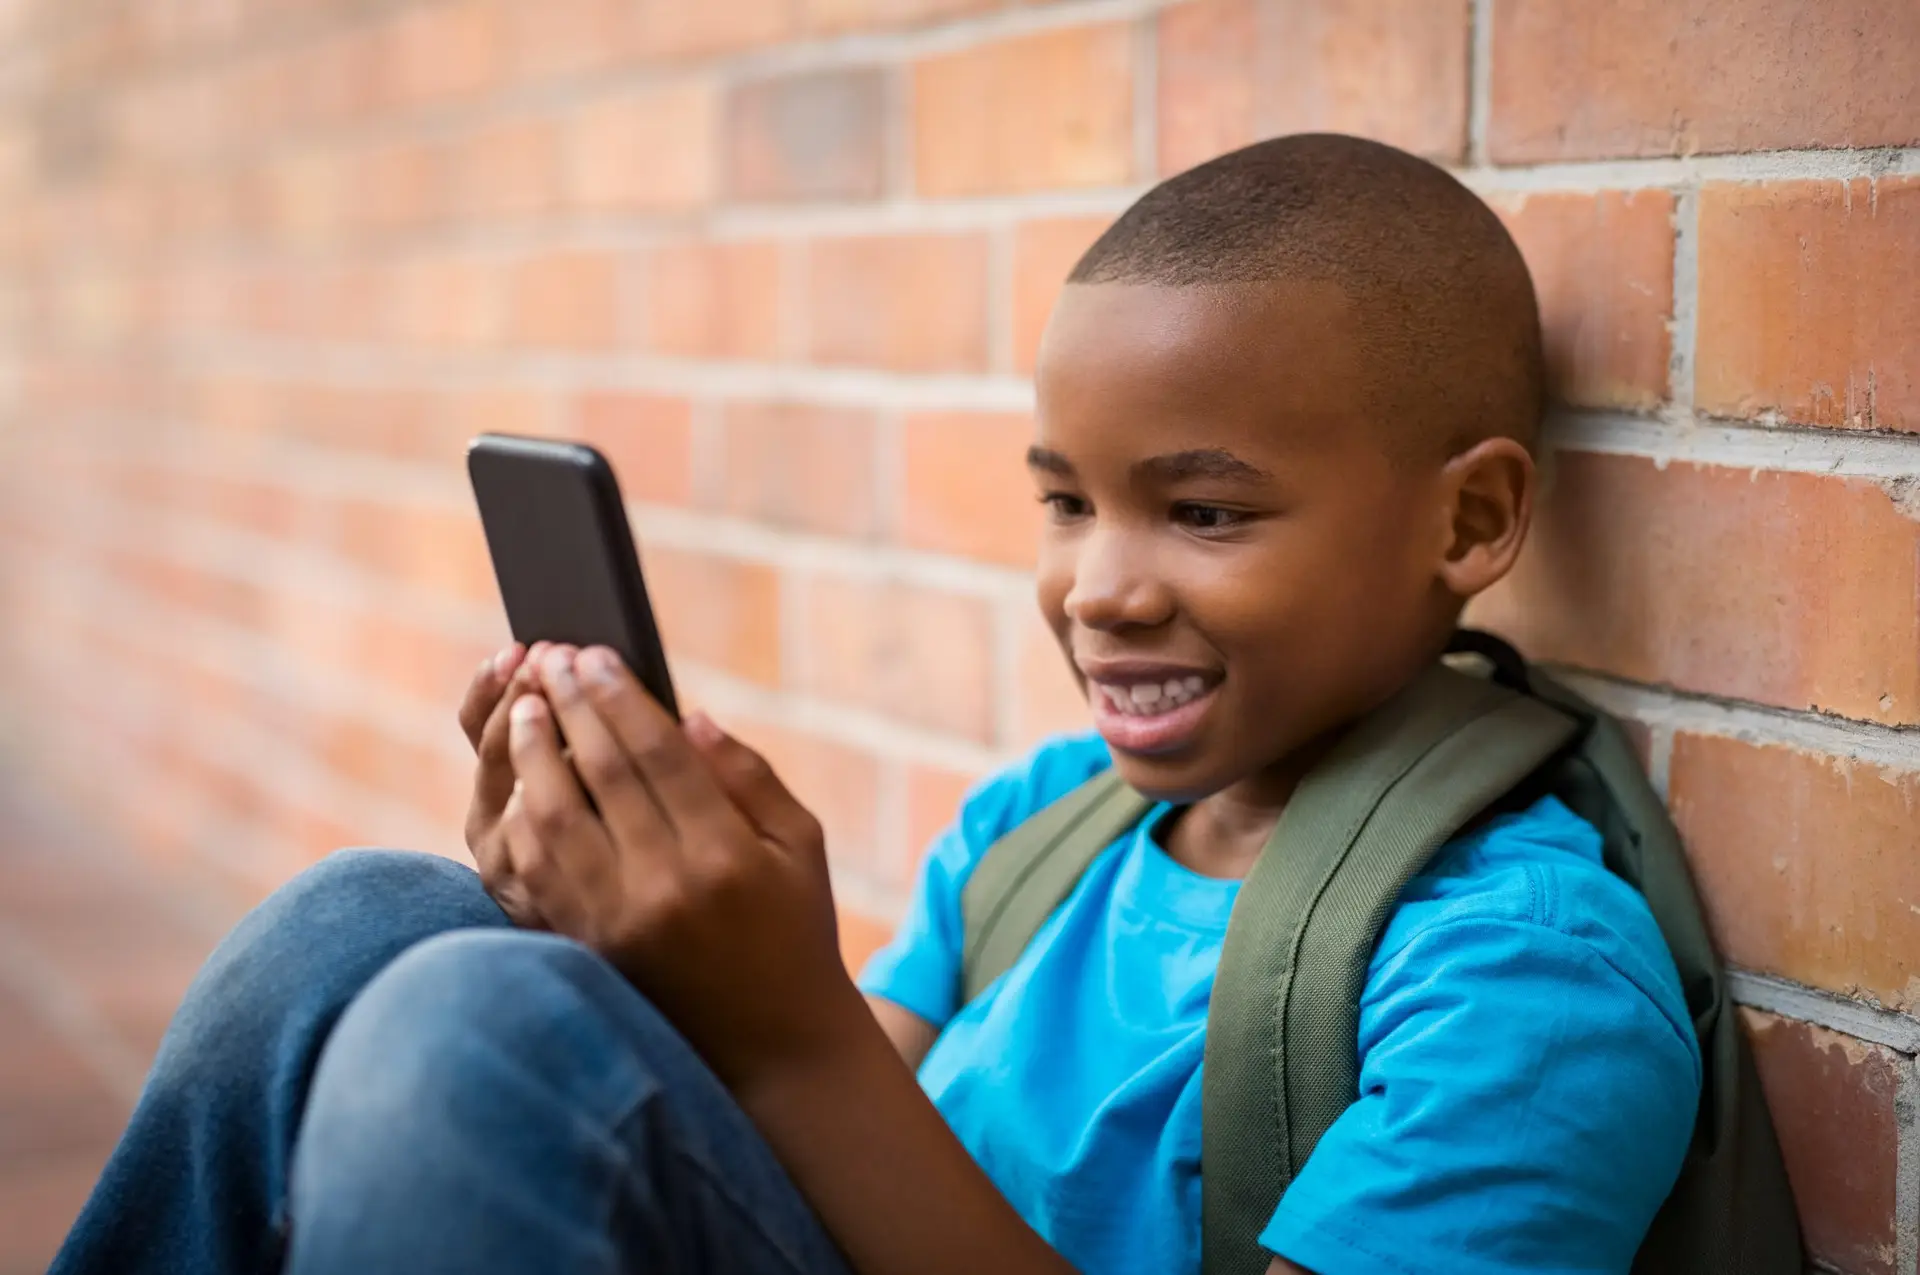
{"left": 1434, "top": 436, "right": 1534, "bottom": 599}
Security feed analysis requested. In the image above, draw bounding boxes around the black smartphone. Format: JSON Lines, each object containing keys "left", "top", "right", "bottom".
{"left": 467, "top": 433, "right": 679, "bottom": 720}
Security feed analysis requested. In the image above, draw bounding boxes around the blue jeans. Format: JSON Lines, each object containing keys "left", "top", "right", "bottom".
{"left": 50, "top": 849, "right": 854, "bottom": 1275}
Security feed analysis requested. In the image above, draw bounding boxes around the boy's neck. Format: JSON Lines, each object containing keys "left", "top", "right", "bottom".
{"left": 1155, "top": 737, "right": 1334, "bottom": 880}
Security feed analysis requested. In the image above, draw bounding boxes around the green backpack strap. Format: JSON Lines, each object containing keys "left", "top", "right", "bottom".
{"left": 1201, "top": 662, "right": 1580, "bottom": 1275}
{"left": 960, "top": 768, "right": 1153, "bottom": 1004}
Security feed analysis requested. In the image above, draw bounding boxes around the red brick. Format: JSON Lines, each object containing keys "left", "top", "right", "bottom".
{"left": 900, "top": 411, "right": 1041, "bottom": 567}
{"left": 283, "top": 29, "right": 382, "bottom": 133}
{"left": 1012, "top": 216, "right": 1110, "bottom": 374}
{"left": 1697, "top": 179, "right": 1920, "bottom": 433}
{"left": 383, "top": 0, "right": 506, "bottom": 109}
{"left": 351, "top": 138, "right": 450, "bottom": 236}
{"left": 572, "top": 393, "right": 696, "bottom": 508}
{"left": 1157, "top": 0, "right": 1469, "bottom": 175}
{"left": 1490, "top": 190, "right": 1674, "bottom": 411}
{"left": 0, "top": 1149, "right": 114, "bottom": 1274}
{"left": 168, "top": 471, "right": 305, "bottom": 541}
{"left": 722, "top": 717, "right": 883, "bottom": 873}
{"left": 1741, "top": 1010, "right": 1901, "bottom": 1275}
{"left": 328, "top": 499, "right": 498, "bottom": 607}
{"left": 275, "top": 801, "right": 399, "bottom": 870}
{"left": 318, "top": 715, "right": 471, "bottom": 818}
{"left": 644, "top": 239, "right": 785, "bottom": 361}
{"left": 387, "top": 253, "right": 504, "bottom": 349}
{"left": 447, "top": 386, "right": 562, "bottom": 450}
{"left": 261, "top": 150, "right": 349, "bottom": 249}
{"left": 634, "top": 0, "right": 795, "bottom": 57}
{"left": 725, "top": 69, "right": 887, "bottom": 202}
{"left": 913, "top": 24, "right": 1134, "bottom": 197}
{"left": 1489, "top": 0, "right": 1920, "bottom": 162}
{"left": 800, "top": 575, "right": 997, "bottom": 741}
{"left": 290, "top": 383, "right": 542, "bottom": 467}
{"left": 559, "top": 82, "right": 715, "bottom": 213}
{"left": 0, "top": 982, "right": 135, "bottom": 1156}
{"left": 838, "top": 908, "right": 895, "bottom": 974}
{"left": 717, "top": 401, "right": 880, "bottom": 538}
{"left": 1472, "top": 453, "right": 1920, "bottom": 726}
{"left": 1014, "top": 604, "right": 1091, "bottom": 745}
{"left": 347, "top": 609, "right": 500, "bottom": 710}
{"left": 450, "top": 116, "right": 560, "bottom": 222}
{"left": 644, "top": 547, "right": 783, "bottom": 686}
{"left": 906, "top": 762, "right": 977, "bottom": 870}
{"left": 807, "top": 233, "right": 989, "bottom": 372}
{"left": 503, "top": 0, "right": 637, "bottom": 84}
{"left": 506, "top": 250, "right": 626, "bottom": 349}
{"left": 1673, "top": 734, "right": 1920, "bottom": 1010}
{"left": 803, "top": 0, "right": 998, "bottom": 36}
{"left": 104, "top": 547, "right": 270, "bottom": 634}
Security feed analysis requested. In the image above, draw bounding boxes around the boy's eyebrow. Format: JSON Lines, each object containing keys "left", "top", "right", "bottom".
{"left": 1025, "top": 446, "right": 1075, "bottom": 475}
{"left": 1025, "top": 446, "right": 1274, "bottom": 484}
{"left": 1136, "top": 448, "right": 1273, "bottom": 485}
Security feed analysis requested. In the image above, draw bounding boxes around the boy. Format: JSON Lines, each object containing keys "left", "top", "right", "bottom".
{"left": 53, "top": 135, "right": 1700, "bottom": 1275}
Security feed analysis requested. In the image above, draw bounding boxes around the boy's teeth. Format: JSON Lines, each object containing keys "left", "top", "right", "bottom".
{"left": 1099, "top": 676, "right": 1211, "bottom": 717}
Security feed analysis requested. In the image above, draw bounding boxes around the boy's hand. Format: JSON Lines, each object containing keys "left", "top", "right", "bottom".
{"left": 457, "top": 641, "right": 552, "bottom": 930}
{"left": 506, "top": 644, "right": 864, "bottom": 1086}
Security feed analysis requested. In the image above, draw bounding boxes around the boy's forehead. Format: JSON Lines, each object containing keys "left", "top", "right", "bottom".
{"left": 1035, "top": 280, "right": 1372, "bottom": 452}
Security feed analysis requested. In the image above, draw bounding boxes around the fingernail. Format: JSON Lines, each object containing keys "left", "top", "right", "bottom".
{"left": 579, "top": 647, "right": 619, "bottom": 684}
{"left": 685, "top": 711, "right": 722, "bottom": 747}
{"left": 491, "top": 648, "right": 516, "bottom": 676}
{"left": 542, "top": 646, "right": 576, "bottom": 695}
{"left": 511, "top": 696, "right": 542, "bottom": 726}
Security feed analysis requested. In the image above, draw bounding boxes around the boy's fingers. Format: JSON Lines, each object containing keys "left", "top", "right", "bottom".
{"left": 687, "top": 714, "right": 822, "bottom": 859}
{"left": 536, "top": 647, "right": 676, "bottom": 858}
{"left": 506, "top": 693, "right": 596, "bottom": 848}
{"left": 457, "top": 658, "right": 502, "bottom": 749}
{"left": 474, "top": 664, "right": 542, "bottom": 816}
{"left": 576, "top": 646, "right": 742, "bottom": 835}
{"left": 458, "top": 644, "right": 527, "bottom": 750}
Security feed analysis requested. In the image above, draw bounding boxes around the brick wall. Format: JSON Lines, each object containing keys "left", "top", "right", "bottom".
{"left": 0, "top": 0, "right": 1913, "bottom": 1267}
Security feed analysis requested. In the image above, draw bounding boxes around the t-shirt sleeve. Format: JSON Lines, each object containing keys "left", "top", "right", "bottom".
{"left": 857, "top": 732, "right": 1112, "bottom": 1030}
{"left": 1259, "top": 913, "right": 1703, "bottom": 1275}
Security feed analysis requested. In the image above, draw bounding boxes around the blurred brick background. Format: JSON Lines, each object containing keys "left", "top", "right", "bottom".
{"left": 0, "top": 0, "right": 1914, "bottom": 1271}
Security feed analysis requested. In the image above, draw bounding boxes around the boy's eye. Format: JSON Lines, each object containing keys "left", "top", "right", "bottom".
{"left": 1172, "top": 502, "right": 1247, "bottom": 531}
{"left": 1039, "top": 492, "right": 1090, "bottom": 520}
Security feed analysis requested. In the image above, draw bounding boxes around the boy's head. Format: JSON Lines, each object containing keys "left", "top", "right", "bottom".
{"left": 1031, "top": 133, "right": 1545, "bottom": 805}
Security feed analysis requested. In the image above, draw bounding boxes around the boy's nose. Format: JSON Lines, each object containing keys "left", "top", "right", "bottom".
{"left": 1062, "top": 530, "right": 1175, "bottom": 632}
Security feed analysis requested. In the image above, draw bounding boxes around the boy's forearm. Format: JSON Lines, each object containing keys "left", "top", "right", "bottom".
{"left": 732, "top": 986, "right": 1078, "bottom": 1275}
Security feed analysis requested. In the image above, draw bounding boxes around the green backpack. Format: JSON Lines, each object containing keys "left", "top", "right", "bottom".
{"left": 959, "top": 631, "right": 1801, "bottom": 1275}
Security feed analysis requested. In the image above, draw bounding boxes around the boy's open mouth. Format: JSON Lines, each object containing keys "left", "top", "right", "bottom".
{"left": 1080, "top": 662, "right": 1223, "bottom": 756}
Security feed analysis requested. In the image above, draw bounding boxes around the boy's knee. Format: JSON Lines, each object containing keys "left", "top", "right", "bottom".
{"left": 154, "top": 851, "right": 501, "bottom": 1090}
{"left": 273, "top": 848, "right": 488, "bottom": 924}
{"left": 308, "top": 930, "right": 668, "bottom": 1134}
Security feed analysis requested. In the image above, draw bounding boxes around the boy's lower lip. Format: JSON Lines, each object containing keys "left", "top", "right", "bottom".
{"left": 1089, "top": 682, "right": 1219, "bottom": 755}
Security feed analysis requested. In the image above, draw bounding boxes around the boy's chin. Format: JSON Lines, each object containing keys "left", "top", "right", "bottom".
{"left": 1104, "top": 750, "right": 1230, "bottom": 806}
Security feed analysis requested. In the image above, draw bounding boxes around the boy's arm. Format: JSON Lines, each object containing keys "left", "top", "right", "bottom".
{"left": 732, "top": 993, "right": 1082, "bottom": 1275}
{"left": 511, "top": 649, "right": 1306, "bottom": 1275}
{"left": 868, "top": 995, "right": 939, "bottom": 1070}
{"left": 505, "top": 650, "right": 1079, "bottom": 1275}
{"left": 737, "top": 1001, "right": 1318, "bottom": 1275}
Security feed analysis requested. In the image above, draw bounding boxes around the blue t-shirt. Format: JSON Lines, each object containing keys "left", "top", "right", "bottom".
{"left": 859, "top": 731, "right": 1701, "bottom": 1275}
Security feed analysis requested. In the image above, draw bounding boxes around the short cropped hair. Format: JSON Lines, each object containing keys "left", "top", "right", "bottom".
{"left": 1069, "top": 134, "right": 1545, "bottom": 456}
